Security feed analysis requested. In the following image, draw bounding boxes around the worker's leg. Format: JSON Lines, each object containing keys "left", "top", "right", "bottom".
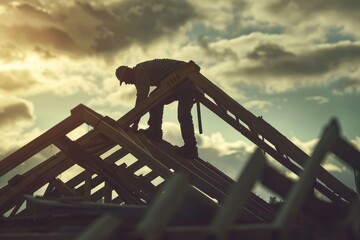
{"left": 176, "top": 91, "right": 198, "bottom": 158}
{"left": 148, "top": 103, "right": 164, "bottom": 131}
{"left": 139, "top": 102, "right": 164, "bottom": 142}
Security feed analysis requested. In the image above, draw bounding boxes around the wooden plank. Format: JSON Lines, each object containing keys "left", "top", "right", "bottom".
{"left": 80, "top": 110, "right": 172, "bottom": 179}
{"left": 162, "top": 224, "right": 305, "bottom": 240}
{"left": 51, "top": 178, "right": 81, "bottom": 198}
{"left": 0, "top": 113, "right": 83, "bottom": 177}
{"left": 261, "top": 165, "right": 292, "bottom": 199}
{"left": 0, "top": 130, "right": 115, "bottom": 215}
{"left": 65, "top": 147, "right": 128, "bottom": 190}
{"left": 143, "top": 170, "right": 159, "bottom": 182}
{"left": 156, "top": 139, "right": 230, "bottom": 192}
{"left": 0, "top": 106, "right": 117, "bottom": 214}
{"left": 0, "top": 154, "right": 74, "bottom": 215}
{"left": 125, "top": 129, "right": 152, "bottom": 154}
{"left": 275, "top": 119, "right": 340, "bottom": 227}
{"left": 103, "top": 181, "right": 112, "bottom": 203}
{"left": 9, "top": 200, "right": 24, "bottom": 217}
{"left": 84, "top": 171, "right": 92, "bottom": 200}
{"left": 190, "top": 72, "right": 357, "bottom": 202}
{"left": 139, "top": 132, "right": 275, "bottom": 222}
{"left": 332, "top": 137, "right": 360, "bottom": 171}
{"left": 137, "top": 133, "right": 228, "bottom": 204}
{"left": 74, "top": 162, "right": 157, "bottom": 204}
{"left": 126, "top": 160, "right": 146, "bottom": 174}
{"left": 342, "top": 200, "right": 360, "bottom": 226}
{"left": 75, "top": 175, "right": 104, "bottom": 198}
{"left": 0, "top": 233, "right": 74, "bottom": 240}
{"left": 262, "top": 164, "right": 350, "bottom": 222}
{"left": 55, "top": 136, "right": 143, "bottom": 205}
{"left": 144, "top": 133, "right": 273, "bottom": 222}
{"left": 210, "top": 148, "right": 267, "bottom": 239}
{"left": 75, "top": 213, "right": 122, "bottom": 240}
{"left": 137, "top": 174, "right": 189, "bottom": 240}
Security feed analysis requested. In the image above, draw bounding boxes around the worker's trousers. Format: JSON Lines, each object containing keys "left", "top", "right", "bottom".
{"left": 148, "top": 82, "right": 197, "bottom": 147}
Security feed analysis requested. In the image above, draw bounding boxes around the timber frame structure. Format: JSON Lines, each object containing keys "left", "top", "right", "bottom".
{"left": 0, "top": 61, "right": 359, "bottom": 239}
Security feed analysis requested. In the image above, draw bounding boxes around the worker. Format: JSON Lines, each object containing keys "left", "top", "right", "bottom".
{"left": 115, "top": 59, "right": 199, "bottom": 159}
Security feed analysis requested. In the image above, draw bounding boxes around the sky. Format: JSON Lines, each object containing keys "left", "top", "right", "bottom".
{"left": 0, "top": 0, "right": 360, "bottom": 201}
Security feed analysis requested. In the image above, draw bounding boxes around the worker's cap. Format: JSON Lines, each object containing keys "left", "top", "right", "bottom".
{"left": 115, "top": 66, "right": 129, "bottom": 86}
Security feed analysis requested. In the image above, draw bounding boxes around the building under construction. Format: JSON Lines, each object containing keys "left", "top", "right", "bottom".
{"left": 0, "top": 61, "right": 359, "bottom": 239}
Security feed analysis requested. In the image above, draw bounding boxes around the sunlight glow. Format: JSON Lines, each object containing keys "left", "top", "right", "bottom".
{"left": 0, "top": 55, "right": 44, "bottom": 71}
{"left": 0, "top": 6, "right": 6, "bottom": 14}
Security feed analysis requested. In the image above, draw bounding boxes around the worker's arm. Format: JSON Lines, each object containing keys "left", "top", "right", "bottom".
{"left": 132, "top": 70, "right": 151, "bottom": 130}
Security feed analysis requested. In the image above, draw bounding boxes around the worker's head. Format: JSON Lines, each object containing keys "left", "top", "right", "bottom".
{"left": 116, "top": 66, "right": 134, "bottom": 85}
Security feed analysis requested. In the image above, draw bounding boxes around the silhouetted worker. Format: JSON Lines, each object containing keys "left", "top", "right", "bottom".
{"left": 115, "top": 59, "right": 199, "bottom": 159}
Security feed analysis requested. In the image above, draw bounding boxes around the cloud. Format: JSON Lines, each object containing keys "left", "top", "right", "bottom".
{"left": 242, "top": 42, "right": 360, "bottom": 77}
{"left": 161, "top": 122, "right": 255, "bottom": 179}
{"left": 177, "top": 30, "right": 360, "bottom": 95}
{"left": 0, "top": 55, "right": 107, "bottom": 98}
{"left": 0, "top": 70, "right": 39, "bottom": 94}
{"left": 246, "top": 43, "right": 295, "bottom": 61}
{"left": 265, "top": 0, "right": 360, "bottom": 23}
{"left": 89, "top": 85, "right": 136, "bottom": 108}
{"left": 190, "top": 1, "right": 242, "bottom": 30}
{"left": 219, "top": 40, "right": 360, "bottom": 94}
{"left": 197, "top": 132, "right": 255, "bottom": 156}
{"left": 243, "top": 100, "right": 272, "bottom": 111}
{"left": 0, "top": 0, "right": 199, "bottom": 60}
{"left": 0, "top": 96, "right": 35, "bottom": 129}
{"left": 290, "top": 137, "right": 319, "bottom": 156}
{"left": 306, "top": 96, "right": 330, "bottom": 105}
{"left": 236, "top": 1, "right": 360, "bottom": 38}
{"left": 332, "top": 78, "right": 360, "bottom": 95}
{"left": 0, "top": 42, "right": 26, "bottom": 63}
{"left": 0, "top": 96, "right": 38, "bottom": 160}
{"left": 322, "top": 162, "right": 346, "bottom": 173}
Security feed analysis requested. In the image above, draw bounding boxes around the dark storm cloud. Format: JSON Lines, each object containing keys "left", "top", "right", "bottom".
{"left": 0, "top": 70, "right": 39, "bottom": 93}
{"left": 242, "top": 42, "right": 360, "bottom": 77}
{"left": 95, "top": 0, "right": 198, "bottom": 52}
{"left": 0, "top": 24, "right": 76, "bottom": 53}
{"left": 268, "top": 0, "right": 360, "bottom": 15}
{"left": 265, "top": 0, "right": 360, "bottom": 23}
{"left": 0, "top": 100, "right": 34, "bottom": 128}
{"left": 247, "top": 43, "right": 295, "bottom": 61}
{"left": 0, "top": 0, "right": 199, "bottom": 59}
{"left": 16, "top": 2, "right": 55, "bottom": 22}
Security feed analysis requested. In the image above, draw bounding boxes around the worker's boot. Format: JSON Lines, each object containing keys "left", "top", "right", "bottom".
{"left": 138, "top": 127, "right": 163, "bottom": 142}
{"left": 175, "top": 144, "right": 198, "bottom": 159}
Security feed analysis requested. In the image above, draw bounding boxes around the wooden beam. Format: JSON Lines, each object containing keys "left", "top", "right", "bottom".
{"left": 84, "top": 171, "right": 92, "bottom": 201}
{"left": 190, "top": 72, "right": 357, "bottom": 202}
{"left": 75, "top": 213, "right": 122, "bottom": 240}
{"left": 137, "top": 174, "right": 189, "bottom": 240}
{"left": 55, "top": 135, "right": 144, "bottom": 205}
{"left": 50, "top": 178, "right": 81, "bottom": 198}
{"left": 275, "top": 119, "right": 340, "bottom": 227}
{"left": 0, "top": 113, "right": 83, "bottom": 178}
{"left": 210, "top": 148, "right": 267, "bottom": 239}
{"left": 64, "top": 147, "right": 128, "bottom": 190}
{"left": 332, "top": 137, "right": 360, "bottom": 171}
{"left": 79, "top": 109, "right": 172, "bottom": 179}
{"left": 136, "top": 133, "right": 228, "bottom": 204}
